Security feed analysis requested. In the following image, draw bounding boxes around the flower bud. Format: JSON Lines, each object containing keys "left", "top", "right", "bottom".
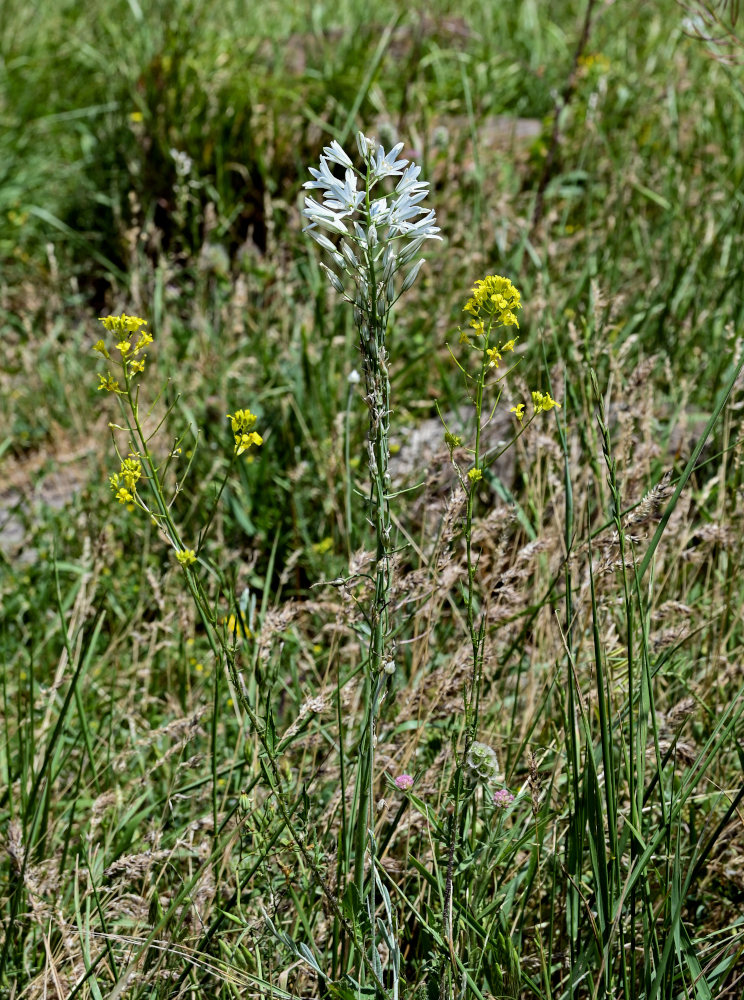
{"left": 401, "top": 258, "right": 425, "bottom": 292}
{"left": 320, "top": 263, "right": 345, "bottom": 294}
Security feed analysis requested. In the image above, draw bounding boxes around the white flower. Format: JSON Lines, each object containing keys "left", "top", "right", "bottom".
{"left": 370, "top": 141, "right": 408, "bottom": 181}
{"left": 170, "top": 148, "right": 193, "bottom": 177}
{"left": 322, "top": 139, "right": 353, "bottom": 169}
{"left": 303, "top": 197, "right": 350, "bottom": 236}
{"left": 395, "top": 163, "right": 426, "bottom": 197}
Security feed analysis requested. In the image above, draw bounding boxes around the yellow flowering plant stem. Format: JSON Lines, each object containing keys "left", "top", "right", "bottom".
{"left": 440, "top": 276, "right": 560, "bottom": 992}
{"left": 442, "top": 318, "right": 492, "bottom": 977}
{"left": 94, "top": 315, "right": 391, "bottom": 998}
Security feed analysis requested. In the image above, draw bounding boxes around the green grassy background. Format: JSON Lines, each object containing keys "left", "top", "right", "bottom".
{"left": 2, "top": 0, "right": 744, "bottom": 996}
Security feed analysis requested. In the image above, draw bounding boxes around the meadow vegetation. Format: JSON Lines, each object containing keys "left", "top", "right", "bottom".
{"left": 2, "top": 0, "right": 744, "bottom": 997}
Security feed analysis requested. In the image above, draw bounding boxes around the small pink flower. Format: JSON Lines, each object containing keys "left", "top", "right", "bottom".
{"left": 394, "top": 774, "right": 414, "bottom": 791}
{"left": 492, "top": 788, "right": 515, "bottom": 808}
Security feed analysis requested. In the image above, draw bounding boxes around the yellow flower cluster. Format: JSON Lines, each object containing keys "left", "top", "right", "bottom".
{"left": 459, "top": 276, "right": 521, "bottom": 370}
{"left": 227, "top": 409, "right": 263, "bottom": 457}
{"left": 94, "top": 314, "right": 153, "bottom": 389}
{"left": 175, "top": 549, "right": 197, "bottom": 566}
{"left": 99, "top": 314, "right": 149, "bottom": 335}
{"left": 464, "top": 275, "right": 522, "bottom": 329}
{"left": 109, "top": 454, "right": 143, "bottom": 504}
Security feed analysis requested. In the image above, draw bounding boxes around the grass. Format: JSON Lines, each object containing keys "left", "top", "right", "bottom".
{"left": 2, "top": 0, "right": 744, "bottom": 996}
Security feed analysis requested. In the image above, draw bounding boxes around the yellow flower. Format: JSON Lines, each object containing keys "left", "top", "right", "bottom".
{"left": 458, "top": 330, "right": 472, "bottom": 346}
{"left": 223, "top": 614, "right": 252, "bottom": 638}
{"left": 531, "top": 391, "right": 561, "bottom": 414}
{"left": 227, "top": 408, "right": 257, "bottom": 433}
{"left": 129, "top": 358, "right": 146, "bottom": 374}
{"left": 115, "top": 487, "right": 133, "bottom": 504}
{"left": 116, "top": 340, "right": 131, "bottom": 355}
{"left": 97, "top": 372, "right": 121, "bottom": 393}
{"left": 510, "top": 404, "right": 525, "bottom": 422}
{"left": 486, "top": 347, "right": 501, "bottom": 368}
{"left": 129, "top": 110, "right": 144, "bottom": 123}
{"left": 133, "top": 331, "right": 153, "bottom": 354}
{"left": 236, "top": 431, "right": 263, "bottom": 455}
{"left": 227, "top": 409, "right": 263, "bottom": 456}
{"left": 501, "top": 338, "right": 517, "bottom": 353}
{"left": 468, "top": 467, "right": 483, "bottom": 483}
{"left": 92, "top": 339, "right": 110, "bottom": 358}
{"left": 175, "top": 549, "right": 197, "bottom": 566}
{"left": 312, "top": 537, "right": 334, "bottom": 555}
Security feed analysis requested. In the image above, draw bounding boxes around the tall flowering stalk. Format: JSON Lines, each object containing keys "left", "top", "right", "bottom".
{"left": 446, "top": 276, "right": 560, "bottom": 743}
{"left": 439, "top": 277, "right": 560, "bottom": 992}
{"left": 303, "top": 133, "right": 440, "bottom": 963}
{"left": 93, "top": 314, "right": 392, "bottom": 997}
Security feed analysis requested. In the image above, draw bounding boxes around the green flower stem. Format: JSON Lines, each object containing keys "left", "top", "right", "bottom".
{"left": 351, "top": 167, "right": 396, "bottom": 953}
{"left": 464, "top": 339, "right": 488, "bottom": 738}
{"left": 442, "top": 336, "right": 490, "bottom": 978}
{"left": 115, "top": 369, "right": 391, "bottom": 999}
{"left": 303, "top": 134, "right": 440, "bottom": 992}
{"left": 344, "top": 381, "right": 356, "bottom": 560}
{"left": 356, "top": 334, "right": 390, "bottom": 956}
{"left": 443, "top": 314, "right": 524, "bottom": 983}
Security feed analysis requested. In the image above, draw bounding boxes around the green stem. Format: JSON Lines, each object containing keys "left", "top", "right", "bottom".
{"left": 441, "top": 327, "right": 493, "bottom": 994}
{"left": 111, "top": 361, "right": 394, "bottom": 995}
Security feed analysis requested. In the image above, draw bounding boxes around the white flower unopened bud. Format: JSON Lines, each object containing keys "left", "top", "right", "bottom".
{"left": 310, "top": 231, "right": 337, "bottom": 254}
{"left": 382, "top": 246, "right": 396, "bottom": 281}
{"left": 320, "top": 263, "right": 345, "bottom": 294}
{"left": 348, "top": 369, "right": 361, "bottom": 385}
{"left": 383, "top": 659, "right": 396, "bottom": 675}
{"left": 342, "top": 241, "right": 359, "bottom": 268}
{"left": 401, "top": 258, "right": 425, "bottom": 292}
{"left": 356, "top": 131, "right": 376, "bottom": 160}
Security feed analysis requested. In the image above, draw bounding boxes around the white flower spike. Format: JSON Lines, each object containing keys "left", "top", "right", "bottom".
{"left": 302, "top": 130, "right": 440, "bottom": 316}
